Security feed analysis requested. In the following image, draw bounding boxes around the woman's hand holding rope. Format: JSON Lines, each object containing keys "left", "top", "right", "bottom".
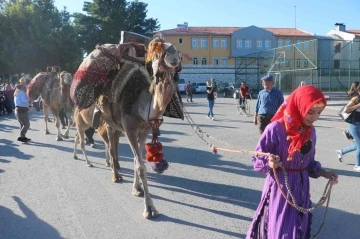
{"left": 268, "top": 154, "right": 281, "bottom": 169}
{"left": 320, "top": 170, "right": 339, "bottom": 185}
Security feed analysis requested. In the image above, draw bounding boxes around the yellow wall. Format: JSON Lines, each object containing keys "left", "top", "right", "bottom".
{"left": 164, "top": 35, "right": 233, "bottom": 65}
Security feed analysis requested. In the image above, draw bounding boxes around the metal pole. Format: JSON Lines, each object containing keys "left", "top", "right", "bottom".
{"left": 349, "top": 41, "right": 352, "bottom": 89}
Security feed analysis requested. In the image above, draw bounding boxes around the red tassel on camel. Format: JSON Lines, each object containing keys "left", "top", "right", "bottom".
{"left": 145, "top": 119, "right": 168, "bottom": 174}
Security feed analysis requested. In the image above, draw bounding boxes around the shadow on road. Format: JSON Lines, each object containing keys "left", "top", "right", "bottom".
{"left": 0, "top": 196, "right": 63, "bottom": 239}
{"left": 0, "top": 139, "right": 34, "bottom": 160}
{"left": 152, "top": 214, "right": 246, "bottom": 238}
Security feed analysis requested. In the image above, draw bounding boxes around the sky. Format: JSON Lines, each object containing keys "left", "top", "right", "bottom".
{"left": 54, "top": 0, "right": 360, "bottom": 35}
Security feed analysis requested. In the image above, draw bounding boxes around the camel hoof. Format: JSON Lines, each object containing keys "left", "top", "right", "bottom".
{"left": 91, "top": 144, "right": 96, "bottom": 148}
{"left": 112, "top": 175, "right": 123, "bottom": 183}
{"left": 143, "top": 205, "right": 158, "bottom": 219}
{"left": 45, "top": 131, "right": 50, "bottom": 135}
{"left": 87, "top": 163, "right": 93, "bottom": 167}
{"left": 132, "top": 187, "right": 144, "bottom": 197}
{"left": 105, "top": 162, "right": 111, "bottom": 167}
{"left": 73, "top": 155, "right": 78, "bottom": 160}
{"left": 56, "top": 137, "right": 63, "bottom": 141}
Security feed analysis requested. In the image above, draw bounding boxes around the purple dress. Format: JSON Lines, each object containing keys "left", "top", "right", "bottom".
{"left": 246, "top": 121, "right": 322, "bottom": 239}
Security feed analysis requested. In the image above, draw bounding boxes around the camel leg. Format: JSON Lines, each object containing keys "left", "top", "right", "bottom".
{"left": 78, "top": 128, "right": 93, "bottom": 167}
{"left": 73, "top": 132, "right": 79, "bottom": 159}
{"left": 98, "top": 124, "right": 111, "bottom": 167}
{"left": 114, "top": 130, "right": 121, "bottom": 170}
{"left": 44, "top": 106, "right": 50, "bottom": 134}
{"left": 126, "top": 127, "right": 158, "bottom": 219}
{"left": 106, "top": 125, "right": 122, "bottom": 182}
{"left": 54, "top": 112, "right": 63, "bottom": 141}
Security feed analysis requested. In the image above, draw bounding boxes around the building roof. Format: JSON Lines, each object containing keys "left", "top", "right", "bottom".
{"left": 160, "top": 26, "right": 313, "bottom": 37}
{"left": 346, "top": 30, "right": 360, "bottom": 37}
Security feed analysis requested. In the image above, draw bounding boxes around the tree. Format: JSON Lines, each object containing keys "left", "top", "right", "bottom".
{"left": 73, "top": 0, "right": 160, "bottom": 54}
{"left": 0, "top": 0, "right": 83, "bottom": 75}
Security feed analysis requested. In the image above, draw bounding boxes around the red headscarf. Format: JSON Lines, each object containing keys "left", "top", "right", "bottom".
{"left": 271, "top": 86, "right": 326, "bottom": 160}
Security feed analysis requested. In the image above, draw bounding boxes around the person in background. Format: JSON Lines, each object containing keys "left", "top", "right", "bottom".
{"left": 185, "top": 81, "right": 193, "bottom": 102}
{"left": 85, "top": 127, "right": 96, "bottom": 148}
{"left": 206, "top": 80, "right": 215, "bottom": 120}
{"left": 254, "top": 75, "right": 284, "bottom": 134}
{"left": 59, "top": 108, "right": 68, "bottom": 129}
{"left": 14, "top": 84, "right": 31, "bottom": 142}
{"left": 4, "top": 83, "right": 15, "bottom": 114}
{"left": 210, "top": 78, "right": 218, "bottom": 98}
{"left": 239, "top": 81, "right": 250, "bottom": 111}
{"left": 0, "top": 91, "right": 5, "bottom": 115}
{"left": 336, "top": 83, "right": 360, "bottom": 171}
{"left": 343, "top": 81, "right": 360, "bottom": 140}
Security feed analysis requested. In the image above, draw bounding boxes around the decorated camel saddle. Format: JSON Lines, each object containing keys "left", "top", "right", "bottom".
{"left": 70, "top": 31, "right": 183, "bottom": 120}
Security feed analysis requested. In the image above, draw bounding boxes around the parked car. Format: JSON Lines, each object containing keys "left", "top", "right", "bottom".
{"left": 194, "top": 82, "right": 207, "bottom": 93}
{"left": 178, "top": 79, "right": 186, "bottom": 94}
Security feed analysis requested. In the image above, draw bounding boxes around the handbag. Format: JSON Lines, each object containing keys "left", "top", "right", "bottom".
{"left": 338, "top": 105, "right": 356, "bottom": 123}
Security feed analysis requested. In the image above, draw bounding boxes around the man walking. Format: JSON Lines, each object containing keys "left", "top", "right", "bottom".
{"left": 185, "top": 81, "right": 193, "bottom": 102}
{"left": 254, "top": 75, "right": 284, "bottom": 134}
{"left": 14, "top": 84, "right": 31, "bottom": 142}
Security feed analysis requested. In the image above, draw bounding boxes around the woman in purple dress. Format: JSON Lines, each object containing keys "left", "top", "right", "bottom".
{"left": 247, "top": 86, "right": 338, "bottom": 239}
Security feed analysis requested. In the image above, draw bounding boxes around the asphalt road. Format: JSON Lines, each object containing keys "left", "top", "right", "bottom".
{"left": 0, "top": 94, "right": 359, "bottom": 239}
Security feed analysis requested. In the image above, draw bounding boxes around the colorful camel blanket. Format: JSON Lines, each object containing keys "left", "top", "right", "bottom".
{"left": 27, "top": 72, "right": 51, "bottom": 100}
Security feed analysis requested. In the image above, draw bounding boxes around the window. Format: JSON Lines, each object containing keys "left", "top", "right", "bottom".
{"left": 201, "top": 38, "right": 207, "bottom": 48}
{"left": 286, "top": 39, "right": 292, "bottom": 49}
{"left": 286, "top": 59, "right": 290, "bottom": 67}
{"left": 221, "top": 38, "right": 227, "bottom": 48}
{"left": 296, "top": 58, "right": 301, "bottom": 68}
{"left": 245, "top": 58, "right": 250, "bottom": 65}
{"left": 178, "top": 38, "right": 183, "bottom": 44}
{"left": 245, "top": 40, "right": 251, "bottom": 48}
{"left": 296, "top": 40, "right": 302, "bottom": 49}
{"left": 213, "top": 57, "right": 219, "bottom": 65}
{"left": 278, "top": 39, "right": 283, "bottom": 47}
{"left": 257, "top": 40, "right": 262, "bottom": 49}
{"left": 213, "top": 38, "right": 218, "bottom": 48}
{"left": 201, "top": 57, "right": 207, "bottom": 65}
{"left": 304, "top": 41, "right": 310, "bottom": 50}
{"left": 236, "top": 39, "right": 242, "bottom": 48}
{"left": 265, "top": 40, "right": 271, "bottom": 49}
{"left": 359, "top": 58, "right": 360, "bottom": 68}
{"left": 193, "top": 57, "right": 198, "bottom": 65}
{"left": 192, "top": 38, "right": 198, "bottom": 48}
{"left": 222, "top": 57, "right": 228, "bottom": 65}
{"left": 235, "top": 58, "right": 241, "bottom": 66}
{"left": 304, "top": 60, "right": 308, "bottom": 67}
{"left": 264, "top": 58, "right": 269, "bottom": 67}
{"left": 334, "top": 59, "right": 340, "bottom": 69}
{"left": 334, "top": 43, "right": 341, "bottom": 53}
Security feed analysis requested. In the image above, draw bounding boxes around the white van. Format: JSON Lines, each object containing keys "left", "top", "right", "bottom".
{"left": 178, "top": 79, "right": 186, "bottom": 93}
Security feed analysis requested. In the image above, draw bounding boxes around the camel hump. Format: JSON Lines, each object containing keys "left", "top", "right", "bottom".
{"left": 26, "top": 72, "right": 52, "bottom": 100}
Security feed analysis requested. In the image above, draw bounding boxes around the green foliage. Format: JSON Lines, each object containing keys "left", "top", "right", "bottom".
{"left": 0, "top": 0, "right": 158, "bottom": 76}
{"left": 73, "top": 0, "right": 160, "bottom": 54}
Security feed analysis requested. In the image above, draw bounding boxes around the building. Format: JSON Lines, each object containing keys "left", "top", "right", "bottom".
{"left": 160, "top": 23, "right": 315, "bottom": 88}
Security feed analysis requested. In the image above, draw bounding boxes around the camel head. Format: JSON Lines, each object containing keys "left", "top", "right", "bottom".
{"left": 146, "top": 34, "right": 182, "bottom": 115}
{"left": 59, "top": 71, "right": 72, "bottom": 109}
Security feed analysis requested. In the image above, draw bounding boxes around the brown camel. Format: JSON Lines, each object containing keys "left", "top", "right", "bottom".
{"left": 71, "top": 34, "right": 182, "bottom": 219}
{"left": 27, "top": 68, "right": 73, "bottom": 141}
{"left": 41, "top": 69, "right": 73, "bottom": 141}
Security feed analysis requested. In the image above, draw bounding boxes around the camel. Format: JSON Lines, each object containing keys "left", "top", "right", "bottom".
{"left": 71, "top": 34, "right": 182, "bottom": 219}
{"left": 41, "top": 69, "right": 73, "bottom": 141}
{"left": 27, "top": 67, "right": 73, "bottom": 141}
